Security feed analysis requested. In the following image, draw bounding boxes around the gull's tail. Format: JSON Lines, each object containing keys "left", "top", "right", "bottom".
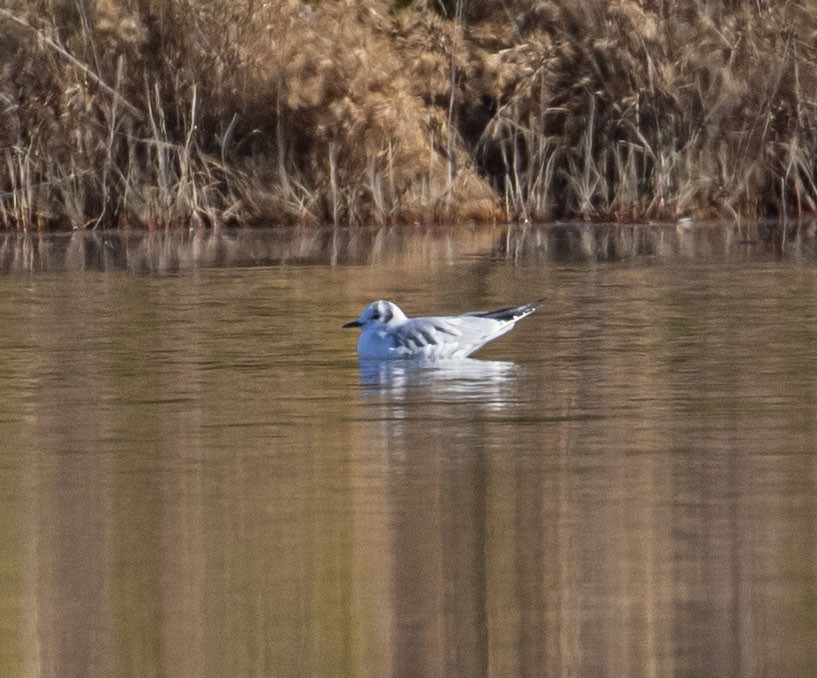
{"left": 468, "top": 299, "right": 543, "bottom": 322}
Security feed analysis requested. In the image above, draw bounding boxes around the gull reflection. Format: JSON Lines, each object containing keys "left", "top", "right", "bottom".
{"left": 357, "top": 358, "right": 519, "bottom": 409}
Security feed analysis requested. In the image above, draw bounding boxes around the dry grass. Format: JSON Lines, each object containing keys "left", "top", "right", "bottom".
{"left": 2, "top": 0, "right": 817, "bottom": 231}
{"left": 474, "top": 0, "right": 817, "bottom": 229}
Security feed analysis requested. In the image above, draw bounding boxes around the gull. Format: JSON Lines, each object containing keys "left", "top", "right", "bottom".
{"left": 343, "top": 300, "right": 540, "bottom": 360}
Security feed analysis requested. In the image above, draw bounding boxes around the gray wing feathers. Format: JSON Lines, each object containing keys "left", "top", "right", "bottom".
{"left": 393, "top": 319, "right": 462, "bottom": 350}
{"left": 386, "top": 302, "right": 538, "bottom": 358}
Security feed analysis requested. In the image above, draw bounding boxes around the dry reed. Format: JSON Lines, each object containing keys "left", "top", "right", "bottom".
{"left": 2, "top": 0, "right": 817, "bottom": 232}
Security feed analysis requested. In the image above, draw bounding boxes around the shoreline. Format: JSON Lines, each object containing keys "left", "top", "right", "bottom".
{"left": 3, "top": 1, "right": 817, "bottom": 231}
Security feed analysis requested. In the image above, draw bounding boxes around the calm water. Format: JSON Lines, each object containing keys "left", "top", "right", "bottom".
{"left": 0, "top": 224, "right": 815, "bottom": 677}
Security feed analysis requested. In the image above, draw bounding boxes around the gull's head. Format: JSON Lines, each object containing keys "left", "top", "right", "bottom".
{"left": 343, "top": 300, "right": 406, "bottom": 329}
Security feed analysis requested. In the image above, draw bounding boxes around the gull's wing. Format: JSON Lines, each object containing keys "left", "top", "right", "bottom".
{"left": 381, "top": 301, "right": 540, "bottom": 359}
{"left": 465, "top": 301, "right": 541, "bottom": 322}
{"left": 390, "top": 317, "right": 464, "bottom": 353}
{"left": 390, "top": 315, "right": 509, "bottom": 358}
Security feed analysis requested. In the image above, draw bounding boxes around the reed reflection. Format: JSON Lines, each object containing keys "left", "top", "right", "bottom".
{"left": 1, "top": 241, "right": 816, "bottom": 678}
{"left": 2, "top": 222, "right": 813, "bottom": 276}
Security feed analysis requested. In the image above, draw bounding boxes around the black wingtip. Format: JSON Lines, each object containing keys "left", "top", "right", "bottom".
{"left": 471, "top": 299, "right": 543, "bottom": 321}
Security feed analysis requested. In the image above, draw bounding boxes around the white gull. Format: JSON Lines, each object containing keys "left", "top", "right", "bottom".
{"left": 343, "top": 300, "right": 540, "bottom": 360}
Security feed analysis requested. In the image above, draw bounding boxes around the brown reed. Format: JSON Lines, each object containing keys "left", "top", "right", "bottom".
{"left": 2, "top": 0, "right": 817, "bottom": 231}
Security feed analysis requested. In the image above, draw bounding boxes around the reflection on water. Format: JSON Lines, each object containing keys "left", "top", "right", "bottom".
{"left": 0, "top": 226, "right": 816, "bottom": 677}
{"left": 0, "top": 225, "right": 501, "bottom": 274}
{"left": 3, "top": 219, "right": 817, "bottom": 274}
{"left": 357, "top": 358, "right": 518, "bottom": 401}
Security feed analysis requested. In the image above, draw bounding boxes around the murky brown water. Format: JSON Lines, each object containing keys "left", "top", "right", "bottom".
{"left": 0, "top": 224, "right": 815, "bottom": 677}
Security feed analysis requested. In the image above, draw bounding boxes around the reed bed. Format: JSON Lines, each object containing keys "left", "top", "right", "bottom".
{"left": 2, "top": 0, "right": 817, "bottom": 231}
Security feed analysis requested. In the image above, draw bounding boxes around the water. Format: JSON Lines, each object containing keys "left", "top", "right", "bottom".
{"left": 0, "top": 224, "right": 815, "bottom": 677}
